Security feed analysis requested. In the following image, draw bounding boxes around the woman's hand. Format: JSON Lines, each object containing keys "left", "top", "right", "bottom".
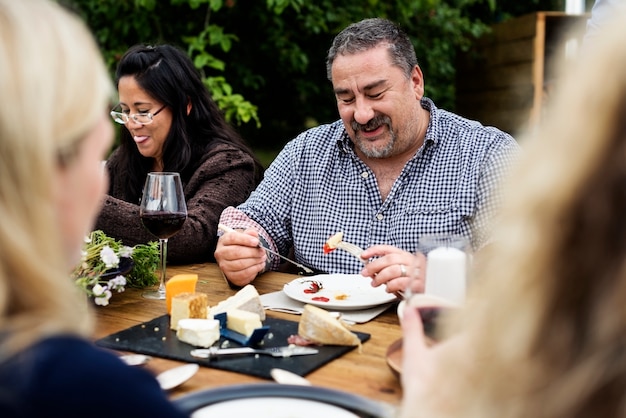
{"left": 398, "top": 303, "right": 437, "bottom": 417}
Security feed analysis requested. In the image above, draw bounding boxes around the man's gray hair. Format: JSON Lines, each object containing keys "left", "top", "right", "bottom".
{"left": 326, "top": 18, "right": 418, "bottom": 81}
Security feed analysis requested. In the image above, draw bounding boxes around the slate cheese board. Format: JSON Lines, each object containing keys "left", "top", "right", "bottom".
{"left": 96, "top": 315, "right": 370, "bottom": 379}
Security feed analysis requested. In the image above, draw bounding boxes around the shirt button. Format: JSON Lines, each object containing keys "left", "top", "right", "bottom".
{"left": 361, "top": 172, "right": 368, "bottom": 178}
{"left": 376, "top": 214, "right": 384, "bottom": 220}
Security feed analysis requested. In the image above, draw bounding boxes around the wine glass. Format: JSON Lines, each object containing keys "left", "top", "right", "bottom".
{"left": 139, "top": 172, "right": 187, "bottom": 299}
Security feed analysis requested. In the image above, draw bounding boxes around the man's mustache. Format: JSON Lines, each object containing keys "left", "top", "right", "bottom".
{"left": 351, "top": 115, "right": 391, "bottom": 132}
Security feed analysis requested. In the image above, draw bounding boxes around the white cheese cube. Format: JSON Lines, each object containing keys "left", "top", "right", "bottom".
{"left": 176, "top": 318, "right": 220, "bottom": 348}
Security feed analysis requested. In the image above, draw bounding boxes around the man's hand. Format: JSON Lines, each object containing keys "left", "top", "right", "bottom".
{"left": 214, "top": 228, "right": 268, "bottom": 286}
{"left": 359, "top": 245, "right": 426, "bottom": 295}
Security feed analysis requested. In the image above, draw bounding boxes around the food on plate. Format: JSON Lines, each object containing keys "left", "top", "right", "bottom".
{"left": 226, "top": 308, "right": 262, "bottom": 337}
{"left": 303, "top": 280, "right": 323, "bottom": 294}
{"left": 290, "top": 304, "right": 360, "bottom": 347}
{"left": 209, "top": 284, "right": 265, "bottom": 320}
{"left": 334, "top": 293, "right": 349, "bottom": 300}
{"left": 170, "top": 292, "right": 209, "bottom": 330}
{"left": 323, "top": 231, "right": 343, "bottom": 254}
{"left": 165, "top": 273, "right": 199, "bottom": 314}
{"left": 176, "top": 318, "right": 220, "bottom": 348}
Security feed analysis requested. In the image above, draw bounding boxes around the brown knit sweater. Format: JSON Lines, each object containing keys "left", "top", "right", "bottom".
{"left": 94, "top": 142, "right": 261, "bottom": 264}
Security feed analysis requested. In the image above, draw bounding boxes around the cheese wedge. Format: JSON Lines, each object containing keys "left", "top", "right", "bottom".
{"left": 226, "top": 308, "right": 262, "bottom": 337}
{"left": 209, "top": 284, "right": 265, "bottom": 320}
{"left": 298, "top": 304, "right": 360, "bottom": 346}
{"left": 165, "top": 273, "right": 198, "bottom": 314}
{"left": 170, "top": 292, "right": 209, "bottom": 330}
{"left": 176, "top": 318, "right": 220, "bottom": 348}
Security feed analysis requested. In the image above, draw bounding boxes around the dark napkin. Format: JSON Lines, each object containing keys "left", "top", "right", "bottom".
{"left": 96, "top": 315, "right": 370, "bottom": 379}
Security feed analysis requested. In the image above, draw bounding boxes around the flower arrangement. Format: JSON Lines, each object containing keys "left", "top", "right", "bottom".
{"left": 72, "top": 230, "right": 160, "bottom": 306}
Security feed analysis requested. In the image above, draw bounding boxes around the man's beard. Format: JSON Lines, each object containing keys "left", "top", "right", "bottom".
{"left": 351, "top": 114, "right": 395, "bottom": 159}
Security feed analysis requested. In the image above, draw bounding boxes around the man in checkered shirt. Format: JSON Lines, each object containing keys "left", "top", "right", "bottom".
{"left": 215, "top": 18, "right": 520, "bottom": 293}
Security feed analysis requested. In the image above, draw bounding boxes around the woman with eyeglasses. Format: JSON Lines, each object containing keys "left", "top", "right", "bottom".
{"left": 95, "top": 44, "right": 264, "bottom": 263}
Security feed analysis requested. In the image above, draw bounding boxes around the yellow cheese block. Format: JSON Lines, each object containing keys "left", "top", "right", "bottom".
{"left": 165, "top": 273, "right": 198, "bottom": 314}
{"left": 226, "top": 308, "right": 262, "bottom": 337}
{"left": 170, "top": 292, "right": 208, "bottom": 330}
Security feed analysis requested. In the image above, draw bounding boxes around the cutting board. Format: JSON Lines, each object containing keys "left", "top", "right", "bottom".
{"left": 96, "top": 315, "right": 370, "bottom": 379}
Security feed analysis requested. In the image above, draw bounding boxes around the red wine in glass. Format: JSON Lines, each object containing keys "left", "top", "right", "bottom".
{"left": 140, "top": 211, "right": 187, "bottom": 239}
{"left": 139, "top": 172, "right": 187, "bottom": 300}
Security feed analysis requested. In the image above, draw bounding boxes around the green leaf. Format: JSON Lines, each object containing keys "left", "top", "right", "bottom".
{"left": 209, "top": 0, "right": 224, "bottom": 12}
{"left": 126, "top": 241, "right": 160, "bottom": 288}
{"left": 135, "top": 0, "right": 156, "bottom": 11}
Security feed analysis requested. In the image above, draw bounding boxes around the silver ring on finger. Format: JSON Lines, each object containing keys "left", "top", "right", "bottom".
{"left": 399, "top": 264, "right": 407, "bottom": 277}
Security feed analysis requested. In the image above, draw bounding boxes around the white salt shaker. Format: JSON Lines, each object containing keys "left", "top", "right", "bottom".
{"left": 419, "top": 235, "right": 470, "bottom": 305}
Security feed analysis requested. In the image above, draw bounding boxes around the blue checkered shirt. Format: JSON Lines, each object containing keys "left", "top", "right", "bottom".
{"left": 221, "top": 98, "right": 520, "bottom": 274}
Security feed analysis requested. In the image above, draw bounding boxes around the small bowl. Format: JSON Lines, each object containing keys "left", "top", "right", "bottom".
{"left": 100, "top": 257, "right": 134, "bottom": 280}
{"left": 386, "top": 334, "right": 438, "bottom": 379}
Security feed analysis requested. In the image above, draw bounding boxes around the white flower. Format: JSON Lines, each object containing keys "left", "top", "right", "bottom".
{"left": 100, "top": 245, "right": 120, "bottom": 269}
{"left": 94, "top": 288, "right": 112, "bottom": 306}
{"left": 119, "top": 246, "right": 133, "bottom": 258}
{"left": 92, "top": 283, "right": 105, "bottom": 296}
{"left": 108, "top": 275, "right": 127, "bottom": 293}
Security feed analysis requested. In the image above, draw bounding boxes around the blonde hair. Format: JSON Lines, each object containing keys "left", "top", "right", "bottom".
{"left": 417, "top": 14, "right": 626, "bottom": 418}
{"left": 0, "top": 0, "right": 112, "bottom": 355}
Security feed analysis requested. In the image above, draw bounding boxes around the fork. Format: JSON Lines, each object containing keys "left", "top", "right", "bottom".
{"left": 336, "top": 241, "right": 366, "bottom": 264}
{"left": 218, "top": 224, "right": 314, "bottom": 274}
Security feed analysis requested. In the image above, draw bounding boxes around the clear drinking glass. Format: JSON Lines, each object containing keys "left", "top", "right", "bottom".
{"left": 139, "top": 172, "right": 187, "bottom": 300}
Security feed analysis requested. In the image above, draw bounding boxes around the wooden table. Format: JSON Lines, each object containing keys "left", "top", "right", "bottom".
{"left": 93, "top": 263, "right": 403, "bottom": 407}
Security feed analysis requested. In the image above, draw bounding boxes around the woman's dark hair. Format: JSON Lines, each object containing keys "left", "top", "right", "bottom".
{"left": 111, "top": 44, "right": 263, "bottom": 201}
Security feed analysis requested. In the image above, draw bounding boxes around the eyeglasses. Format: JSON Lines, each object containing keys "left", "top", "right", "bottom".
{"left": 110, "top": 104, "right": 167, "bottom": 125}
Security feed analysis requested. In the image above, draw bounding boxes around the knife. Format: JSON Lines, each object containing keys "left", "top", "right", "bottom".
{"left": 190, "top": 345, "right": 319, "bottom": 359}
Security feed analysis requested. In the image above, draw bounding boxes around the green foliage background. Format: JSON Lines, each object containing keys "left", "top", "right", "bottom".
{"left": 61, "top": 0, "right": 578, "bottom": 159}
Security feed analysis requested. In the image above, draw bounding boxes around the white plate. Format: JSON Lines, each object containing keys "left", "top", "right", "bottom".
{"left": 282, "top": 274, "right": 397, "bottom": 310}
{"left": 156, "top": 363, "right": 199, "bottom": 391}
{"left": 192, "top": 396, "right": 360, "bottom": 418}
{"left": 175, "top": 383, "right": 395, "bottom": 417}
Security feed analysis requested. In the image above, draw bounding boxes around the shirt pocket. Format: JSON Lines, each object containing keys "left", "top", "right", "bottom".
{"left": 390, "top": 190, "right": 475, "bottom": 251}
